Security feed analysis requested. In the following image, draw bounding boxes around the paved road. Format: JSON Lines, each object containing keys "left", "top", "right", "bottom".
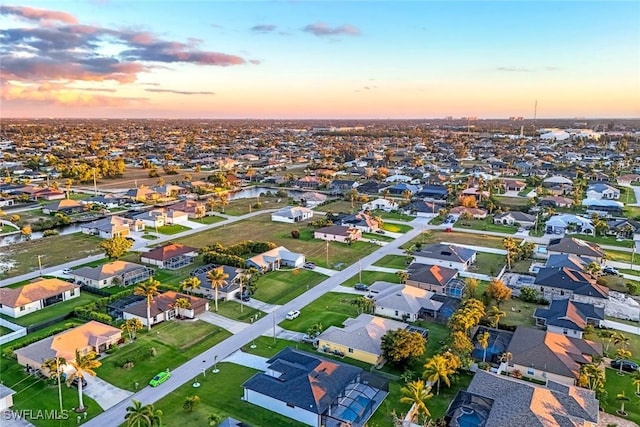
{"left": 83, "top": 221, "right": 423, "bottom": 426}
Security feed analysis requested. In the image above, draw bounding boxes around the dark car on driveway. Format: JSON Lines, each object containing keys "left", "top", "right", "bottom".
{"left": 303, "top": 262, "right": 317, "bottom": 270}
{"left": 354, "top": 283, "right": 369, "bottom": 291}
{"left": 611, "top": 359, "right": 638, "bottom": 372}
{"left": 235, "top": 291, "right": 250, "bottom": 302}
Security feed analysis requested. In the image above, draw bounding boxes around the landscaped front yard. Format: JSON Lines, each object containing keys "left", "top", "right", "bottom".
{"left": 342, "top": 270, "right": 401, "bottom": 287}
{"left": 454, "top": 217, "right": 517, "bottom": 234}
{"left": 371, "top": 210, "right": 414, "bottom": 222}
{"left": 252, "top": 269, "right": 326, "bottom": 305}
{"left": 402, "top": 230, "right": 516, "bottom": 251}
{"left": 0, "top": 293, "right": 100, "bottom": 327}
{"left": 190, "top": 215, "right": 225, "bottom": 225}
{"left": 279, "top": 292, "right": 360, "bottom": 333}
{"left": 152, "top": 224, "right": 191, "bottom": 235}
{"left": 382, "top": 222, "right": 413, "bottom": 233}
{"left": 153, "top": 362, "right": 306, "bottom": 427}
{"left": 95, "top": 320, "right": 231, "bottom": 391}
{"left": 213, "top": 300, "right": 264, "bottom": 323}
{"left": 601, "top": 368, "right": 640, "bottom": 425}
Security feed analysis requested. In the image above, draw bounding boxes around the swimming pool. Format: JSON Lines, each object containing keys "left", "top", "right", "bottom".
{"left": 339, "top": 395, "right": 372, "bottom": 423}
{"left": 456, "top": 409, "right": 483, "bottom": 427}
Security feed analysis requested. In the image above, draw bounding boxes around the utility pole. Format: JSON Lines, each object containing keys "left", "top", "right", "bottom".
{"left": 37, "top": 254, "right": 43, "bottom": 276}
{"left": 272, "top": 309, "right": 277, "bottom": 344}
{"left": 325, "top": 240, "right": 329, "bottom": 268}
{"left": 93, "top": 169, "right": 97, "bottom": 196}
{"left": 358, "top": 258, "right": 362, "bottom": 284}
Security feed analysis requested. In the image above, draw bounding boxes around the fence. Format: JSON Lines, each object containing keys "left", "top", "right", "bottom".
{"left": 0, "top": 317, "right": 26, "bottom": 345}
{"left": 26, "top": 313, "right": 74, "bottom": 334}
{"left": 80, "top": 285, "right": 114, "bottom": 297}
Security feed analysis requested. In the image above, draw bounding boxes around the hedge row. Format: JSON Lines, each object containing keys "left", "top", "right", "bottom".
{"left": 202, "top": 251, "right": 246, "bottom": 268}
{"left": 114, "top": 345, "right": 154, "bottom": 367}
{"left": 200, "top": 240, "right": 276, "bottom": 257}
{"left": 2, "top": 322, "right": 79, "bottom": 357}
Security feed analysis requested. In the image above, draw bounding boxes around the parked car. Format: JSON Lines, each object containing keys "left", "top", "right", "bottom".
{"left": 235, "top": 291, "right": 250, "bottom": 302}
{"left": 354, "top": 283, "right": 369, "bottom": 291}
{"left": 301, "top": 334, "right": 318, "bottom": 344}
{"left": 149, "top": 370, "right": 171, "bottom": 386}
{"left": 69, "top": 377, "right": 88, "bottom": 389}
{"left": 62, "top": 268, "right": 73, "bottom": 274}
{"left": 303, "top": 262, "right": 317, "bottom": 270}
{"left": 602, "top": 266, "right": 621, "bottom": 276}
{"left": 285, "top": 310, "right": 301, "bottom": 320}
{"left": 611, "top": 359, "right": 638, "bottom": 372}
{"left": 375, "top": 230, "right": 385, "bottom": 235}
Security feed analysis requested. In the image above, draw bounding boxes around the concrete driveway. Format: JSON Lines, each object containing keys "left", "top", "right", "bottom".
{"left": 242, "top": 298, "right": 280, "bottom": 313}
{"left": 223, "top": 350, "right": 269, "bottom": 371}
{"left": 199, "top": 311, "right": 250, "bottom": 334}
{"left": 82, "top": 375, "right": 133, "bottom": 410}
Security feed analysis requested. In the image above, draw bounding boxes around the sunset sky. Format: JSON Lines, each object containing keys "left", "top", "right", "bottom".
{"left": 1, "top": 1, "right": 639, "bottom": 119}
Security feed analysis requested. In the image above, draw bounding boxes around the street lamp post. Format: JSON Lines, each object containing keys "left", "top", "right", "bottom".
{"left": 37, "top": 255, "right": 43, "bottom": 276}
{"left": 212, "top": 355, "right": 219, "bottom": 373}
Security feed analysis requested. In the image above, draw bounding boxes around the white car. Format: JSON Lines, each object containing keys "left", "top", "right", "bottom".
{"left": 62, "top": 268, "right": 73, "bottom": 275}
{"left": 285, "top": 310, "right": 301, "bottom": 320}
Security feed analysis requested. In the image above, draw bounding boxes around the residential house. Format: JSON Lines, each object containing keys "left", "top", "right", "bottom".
{"left": 133, "top": 209, "right": 166, "bottom": 229}
{"left": 313, "top": 225, "right": 362, "bottom": 243}
{"left": 0, "top": 278, "right": 80, "bottom": 318}
{"left": 449, "top": 206, "right": 488, "bottom": 219}
{"left": 402, "top": 200, "right": 439, "bottom": 218}
{"left": 328, "top": 179, "right": 358, "bottom": 194}
{"left": 607, "top": 218, "right": 640, "bottom": 239}
{"left": 271, "top": 206, "right": 314, "bottom": 223}
{"left": 546, "top": 237, "right": 605, "bottom": 263}
{"left": 295, "top": 176, "right": 322, "bottom": 189}
{"left": 405, "top": 263, "right": 464, "bottom": 298}
{"left": 122, "top": 291, "right": 208, "bottom": 327}
{"left": 545, "top": 214, "right": 594, "bottom": 235}
{"left": 543, "top": 175, "right": 574, "bottom": 187}
{"left": 167, "top": 200, "right": 206, "bottom": 219}
{"left": 617, "top": 174, "right": 640, "bottom": 185}
{"left": 296, "top": 192, "right": 327, "bottom": 208}
{"left": 190, "top": 264, "right": 243, "bottom": 300}
{"left": 0, "top": 384, "right": 15, "bottom": 412}
{"left": 15, "top": 321, "right": 122, "bottom": 374}
{"left": 500, "top": 179, "right": 526, "bottom": 192}
{"left": 80, "top": 216, "right": 145, "bottom": 239}
{"left": 586, "top": 183, "right": 620, "bottom": 200}
{"left": 71, "top": 261, "right": 153, "bottom": 289}
{"left": 124, "top": 186, "right": 161, "bottom": 203}
{"left": 340, "top": 212, "right": 380, "bottom": 232}
{"left": 386, "top": 183, "right": 419, "bottom": 196}
{"left": 445, "top": 370, "right": 599, "bottom": 427}
{"left": 582, "top": 198, "right": 624, "bottom": 216}
{"left": 415, "top": 184, "right": 448, "bottom": 200}
{"left": 533, "top": 267, "right": 609, "bottom": 307}
{"left": 506, "top": 327, "right": 603, "bottom": 385}
{"left": 242, "top": 347, "right": 388, "bottom": 427}
{"left": 544, "top": 253, "right": 590, "bottom": 271}
{"left": 140, "top": 243, "right": 198, "bottom": 270}
{"left": 368, "top": 282, "right": 444, "bottom": 321}
{"left": 533, "top": 299, "right": 604, "bottom": 339}
{"left": 41, "top": 199, "right": 84, "bottom": 215}
{"left": 539, "top": 196, "right": 573, "bottom": 208}
{"left": 81, "top": 194, "right": 126, "bottom": 209}
{"left": 316, "top": 313, "right": 408, "bottom": 365}
{"left": 362, "top": 198, "right": 399, "bottom": 212}
{"left": 493, "top": 211, "right": 537, "bottom": 229}
{"left": 246, "top": 246, "right": 306, "bottom": 272}
{"left": 412, "top": 244, "right": 476, "bottom": 271}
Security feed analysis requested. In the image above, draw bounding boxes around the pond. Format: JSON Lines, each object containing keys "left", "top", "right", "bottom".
{"left": 0, "top": 223, "right": 82, "bottom": 247}
{"left": 229, "top": 186, "right": 310, "bottom": 200}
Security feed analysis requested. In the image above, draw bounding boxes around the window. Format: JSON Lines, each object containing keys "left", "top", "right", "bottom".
{"left": 560, "top": 290, "right": 564, "bottom": 296}
{"left": 70, "top": 289, "right": 75, "bottom": 296}
{"left": 348, "top": 348, "right": 353, "bottom": 353}
{"left": 395, "top": 311, "right": 399, "bottom": 316}
{"left": 527, "top": 368, "right": 534, "bottom": 375}
{"left": 286, "top": 403, "right": 295, "bottom": 408}
{"left": 562, "top": 329, "right": 568, "bottom": 335}
{"left": 20, "top": 306, "right": 25, "bottom": 311}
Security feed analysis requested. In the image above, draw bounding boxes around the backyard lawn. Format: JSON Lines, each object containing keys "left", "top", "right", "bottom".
{"left": 212, "top": 299, "right": 264, "bottom": 323}
{"left": 96, "top": 320, "right": 231, "bottom": 391}
{"left": 342, "top": 270, "right": 401, "bottom": 287}
{"left": 0, "top": 233, "right": 104, "bottom": 278}
{"left": 153, "top": 362, "right": 307, "bottom": 427}
{"left": 468, "top": 252, "right": 505, "bottom": 276}
{"left": 0, "top": 293, "right": 100, "bottom": 327}
{"left": 171, "top": 214, "right": 379, "bottom": 268}
{"left": 402, "top": 230, "right": 515, "bottom": 251}
{"left": 279, "top": 292, "right": 360, "bottom": 333}
{"left": 373, "top": 255, "right": 412, "bottom": 269}
{"left": 601, "top": 368, "right": 640, "bottom": 425}
{"left": 252, "top": 269, "right": 326, "bottom": 305}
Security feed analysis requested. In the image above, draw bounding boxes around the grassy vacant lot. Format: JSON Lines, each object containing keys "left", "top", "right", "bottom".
{"left": 468, "top": 252, "right": 505, "bottom": 276}
{"left": 496, "top": 196, "right": 530, "bottom": 208}
{"left": 1, "top": 357, "right": 103, "bottom": 427}
{"left": 153, "top": 224, "right": 191, "bottom": 235}
{"left": 342, "top": 270, "right": 401, "bottom": 287}
{"left": 0, "top": 293, "right": 100, "bottom": 327}
{"left": 154, "top": 362, "right": 306, "bottom": 427}
{"left": 382, "top": 222, "right": 413, "bottom": 233}
{"left": 280, "top": 292, "right": 360, "bottom": 333}
{"left": 455, "top": 217, "right": 517, "bottom": 234}
{"left": 0, "top": 233, "right": 103, "bottom": 278}
{"left": 598, "top": 274, "right": 639, "bottom": 294}
{"left": 606, "top": 249, "right": 636, "bottom": 264}
{"left": 223, "top": 197, "right": 291, "bottom": 216}
{"left": 403, "top": 230, "right": 514, "bottom": 251}
{"left": 373, "top": 255, "right": 412, "bottom": 269}
{"left": 190, "top": 215, "right": 224, "bottom": 225}
{"left": 251, "top": 269, "right": 326, "bottom": 305}
{"left": 371, "top": 210, "right": 414, "bottom": 222}
{"left": 620, "top": 186, "right": 638, "bottom": 204}
{"left": 213, "top": 299, "right": 264, "bottom": 323}
{"left": 96, "top": 320, "right": 231, "bottom": 391}
{"left": 241, "top": 336, "right": 316, "bottom": 358}
{"left": 573, "top": 233, "right": 634, "bottom": 248}
{"left": 171, "top": 214, "right": 379, "bottom": 268}
{"left": 314, "top": 199, "right": 357, "bottom": 213}
{"left": 601, "top": 368, "right": 640, "bottom": 425}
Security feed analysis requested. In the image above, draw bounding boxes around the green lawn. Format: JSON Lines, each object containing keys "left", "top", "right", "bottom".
{"left": 223, "top": 197, "right": 291, "bottom": 216}
{"left": 153, "top": 224, "right": 191, "bottom": 235}
{"left": 498, "top": 298, "right": 541, "bottom": 328}
{"left": 251, "top": 269, "right": 326, "bottom": 305}
{"left": 342, "top": 270, "right": 401, "bottom": 287}
{"left": 1, "top": 224, "right": 18, "bottom": 233}
{"left": 371, "top": 210, "right": 414, "bottom": 222}
{"left": 241, "top": 336, "right": 317, "bottom": 358}
{"left": 153, "top": 362, "right": 307, "bottom": 427}
{"left": 620, "top": 186, "right": 638, "bottom": 205}
{"left": 373, "top": 255, "right": 412, "bottom": 269}
{"left": 0, "top": 233, "right": 104, "bottom": 278}
{"left": 315, "top": 199, "right": 358, "bottom": 213}
{"left": 455, "top": 217, "right": 517, "bottom": 234}
{"left": 598, "top": 274, "right": 639, "bottom": 293}
{"left": 279, "top": 292, "right": 360, "bottom": 333}
{"left": 362, "top": 232, "right": 395, "bottom": 242}
{"left": 141, "top": 234, "right": 159, "bottom": 240}
{"left": 606, "top": 249, "right": 636, "bottom": 264}
{"left": 0, "top": 325, "right": 15, "bottom": 335}
{"left": 510, "top": 259, "right": 533, "bottom": 274}
{"left": 190, "top": 215, "right": 225, "bottom": 224}
{"left": 0, "top": 294, "right": 100, "bottom": 327}
{"left": 601, "top": 368, "right": 640, "bottom": 425}
{"left": 170, "top": 214, "right": 379, "bottom": 268}
{"left": 1, "top": 357, "right": 103, "bottom": 426}
{"left": 624, "top": 206, "right": 640, "bottom": 220}
{"left": 572, "top": 233, "right": 634, "bottom": 248}
{"left": 382, "top": 222, "right": 413, "bottom": 233}
{"left": 468, "top": 252, "right": 506, "bottom": 276}
{"left": 95, "top": 320, "right": 231, "bottom": 391}
{"left": 403, "top": 230, "right": 515, "bottom": 251}
{"left": 213, "top": 299, "right": 264, "bottom": 323}
{"left": 496, "top": 196, "right": 531, "bottom": 209}
{"left": 595, "top": 330, "right": 640, "bottom": 363}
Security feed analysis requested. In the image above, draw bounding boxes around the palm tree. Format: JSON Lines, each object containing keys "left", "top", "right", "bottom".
{"left": 183, "top": 395, "right": 201, "bottom": 412}
{"left": 206, "top": 266, "right": 229, "bottom": 312}
{"left": 423, "top": 354, "right": 455, "bottom": 395}
{"left": 578, "top": 363, "right": 604, "bottom": 392}
{"left": 499, "top": 352, "right": 513, "bottom": 373}
{"left": 616, "top": 391, "right": 630, "bottom": 416}
{"left": 134, "top": 278, "right": 160, "bottom": 332}
{"left": 502, "top": 237, "right": 518, "bottom": 271}
{"left": 180, "top": 276, "right": 201, "bottom": 295}
{"left": 486, "top": 306, "right": 506, "bottom": 328}
{"left": 173, "top": 297, "right": 191, "bottom": 319}
{"left": 477, "top": 331, "right": 490, "bottom": 363}
{"left": 67, "top": 349, "right": 101, "bottom": 411}
{"left": 615, "top": 349, "right": 632, "bottom": 375}
{"left": 121, "top": 318, "right": 143, "bottom": 341}
{"left": 399, "top": 380, "right": 433, "bottom": 422}
{"left": 125, "top": 400, "right": 163, "bottom": 427}
{"left": 632, "top": 371, "right": 640, "bottom": 396}
{"left": 42, "top": 357, "right": 67, "bottom": 412}
{"left": 217, "top": 192, "right": 229, "bottom": 213}
{"left": 396, "top": 270, "right": 409, "bottom": 283}
{"left": 351, "top": 296, "right": 374, "bottom": 314}
{"left": 614, "top": 332, "right": 631, "bottom": 352}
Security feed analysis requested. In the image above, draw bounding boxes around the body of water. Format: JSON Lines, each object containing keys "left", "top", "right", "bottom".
{"left": 0, "top": 223, "right": 82, "bottom": 247}
{"left": 229, "top": 186, "right": 311, "bottom": 200}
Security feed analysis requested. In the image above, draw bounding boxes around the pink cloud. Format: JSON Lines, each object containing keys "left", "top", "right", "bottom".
{"left": 0, "top": 5, "right": 78, "bottom": 24}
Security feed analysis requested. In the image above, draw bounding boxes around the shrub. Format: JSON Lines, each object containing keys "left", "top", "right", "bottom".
{"left": 509, "top": 369, "right": 523, "bottom": 379}
{"left": 291, "top": 229, "right": 300, "bottom": 239}
{"left": 626, "top": 282, "right": 638, "bottom": 296}
{"left": 115, "top": 346, "right": 154, "bottom": 367}
{"left": 43, "top": 229, "right": 59, "bottom": 237}
{"left": 519, "top": 287, "right": 539, "bottom": 303}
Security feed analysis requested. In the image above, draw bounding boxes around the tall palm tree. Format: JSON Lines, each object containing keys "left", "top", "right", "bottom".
{"left": 423, "top": 354, "right": 455, "bottom": 395}
{"left": 486, "top": 306, "right": 506, "bottom": 328}
{"left": 615, "top": 349, "right": 633, "bottom": 375}
{"left": 502, "top": 237, "right": 518, "bottom": 271}
{"left": 42, "top": 357, "right": 67, "bottom": 412}
{"left": 499, "top": 352, "right": 513, "bottom": 373}
{"left": 616, "top": 391, "right": 630, "bottom": 415}
{"left": 125, "top": 400, "right": 163, "bottom": 427}
{"left": 173, "top": 297, "right": 192, "bottom": 319}
{"left": 632, "top": 371, "right": 640, "bottom": 396}
{"left": 180, "top": 276, "right": 201, "bottom": 295}
{"left": 399, "top": 380, "right": 433, "bottom": 422}
{"left": 351, "top": 296, "right": 374, "bottom": 314}
{"left": 477, "top": 331, "right": 490, "bottom": 363}
{"left": 134, "top": 278, "right": 160, "bottom": 332}
{"left": 67, "top": 349, "right": 101, "bottom": 411}
{"left": 121, "top": 318, "right": 143, "bottom": 341}
{"left": 206, "top": 266, "right": 229, "bottom": 312}
{"left": 217, "top": 192, "right": 229, "bottom": 213}
{"left": 614, "top": 332, "right": 631, "bottom": 352}
{"left": 396, "top": 270, "right": 409, "bottom": 284}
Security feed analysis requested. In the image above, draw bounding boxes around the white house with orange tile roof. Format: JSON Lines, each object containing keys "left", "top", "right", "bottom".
{"left": 0, "top": 278, "right": 80, "bottom": 318}
{"left": 70, "top": 260, "right": 154, "bottom": 289}
{"left": 14, "top": 321, "right": 122, "bottom": 374}
{"left": 140, "top": 243, "right": 197, "bottom": 269}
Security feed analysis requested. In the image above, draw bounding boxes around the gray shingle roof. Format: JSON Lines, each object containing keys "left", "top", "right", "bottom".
{"left": 413, "top": 243, "right": 475, "bottom": 263}
{"left": 533, "top": 300, "right": 604, "bottom": 332}
{"left": 534, "top": 267, "right": 609, "bottom": 299}
{"left": 547, "top": 237, "right": 604, "bottom": 258}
